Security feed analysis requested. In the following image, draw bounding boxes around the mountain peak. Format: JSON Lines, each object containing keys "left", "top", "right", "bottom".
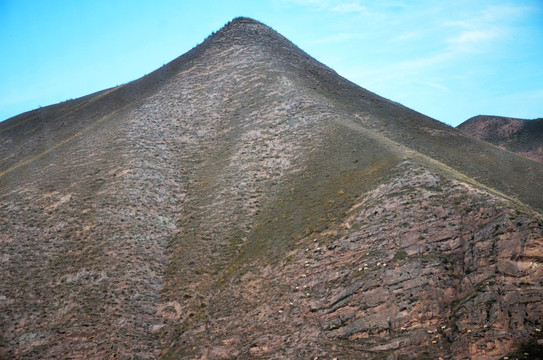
{"left": 211, "top": 16, "right": 281, "bottom": 45}
{"left": 1, "top": 16, "right": 543, "bottom": 360}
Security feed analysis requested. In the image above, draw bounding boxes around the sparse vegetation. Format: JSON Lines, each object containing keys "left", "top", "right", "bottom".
{"left": 0, "top": 16, "right": 542, "bottom": 360}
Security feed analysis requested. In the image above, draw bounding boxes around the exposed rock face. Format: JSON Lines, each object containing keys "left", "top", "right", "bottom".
{"left": 159, "top": 162, "right": 543, "bottom": 360}
{"left": 458, "top": 115, "right": 543, "bottom": 163}
{"left": 1, "top": 17, "right": 542, "bottom": 359}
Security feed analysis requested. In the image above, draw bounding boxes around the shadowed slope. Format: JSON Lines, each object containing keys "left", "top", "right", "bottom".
{"left": 1, "top": 17, "right": 542, "bottom": 359}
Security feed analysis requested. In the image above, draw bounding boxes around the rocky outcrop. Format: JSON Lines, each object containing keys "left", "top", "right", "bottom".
{"left": 159, "top": 161, "right": 543, "bottom": 359}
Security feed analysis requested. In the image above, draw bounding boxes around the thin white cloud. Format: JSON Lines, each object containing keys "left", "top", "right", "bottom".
{"left": 418, "top": 80, "right": 450, "bottom": 92}
{"left": 447, "top": 28, "right": 502, "bottom": 53}
{"left": 391, "top": 30, "right": 421, "bottom": 42}
{"left": 450, "top": 30, "right": 497, "bottom": 45}
{"left": 375, "top": 3, "right": 532, "bottom": 75}
{"left": 281, "top": 0, "right": 538, "bottom": 95}
{"left": 480, "top": 4, "right": 531, "bottom": 21}
{"left": 443, "top": 3, "right": 532, "bottom": 53}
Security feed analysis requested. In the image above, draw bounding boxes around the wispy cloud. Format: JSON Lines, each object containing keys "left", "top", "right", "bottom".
{"left": 373, "top": 2, "right": 533, "bottom": 75}
{"left": 447, "top": 28, "right": 501, "bottom": 53}
{"left": 443, "top": 3, "right": 532, "bottom": 53}
{"left": 391, "top": 30, "right": 421, "bottom": 42}
{"left": 450, "top": 30, "right": 497, "bottom": 45}
{"left": 480, "top": 4, "right": 531, "bottom": 22}
{"left": 278, "top": 0, "right": 542, "bottom": 124}
{"left": 417, "top": 80, "right": 450, "bottom": 92}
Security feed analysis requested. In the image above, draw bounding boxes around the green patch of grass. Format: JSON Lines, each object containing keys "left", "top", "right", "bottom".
{"left": 393, "top": 250, "right": 408, "bottom": 261}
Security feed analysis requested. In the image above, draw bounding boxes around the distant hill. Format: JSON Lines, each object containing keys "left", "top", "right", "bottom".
{"left": 1, "top": 17, "right": 542, "bottom": 359}
{"left": 458, "top": 115, "right": 543, "bottom": 163}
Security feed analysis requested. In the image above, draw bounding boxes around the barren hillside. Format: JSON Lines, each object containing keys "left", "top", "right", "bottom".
{"left": 458, "top": 115, "right": 543, "bottom": 163}
{"left": 1, "top": 17, "right": 542, "bottom": 359}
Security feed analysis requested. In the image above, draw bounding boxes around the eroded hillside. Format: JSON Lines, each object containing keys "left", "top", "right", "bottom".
{"left": 159, "top": 161, "right": 543, "bottom": 359}
{"left": 1, "top": 17, "right": 542, "bottom": 359}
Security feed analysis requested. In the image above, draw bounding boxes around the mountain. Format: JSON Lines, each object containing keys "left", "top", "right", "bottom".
{"left": 458, "top": 115, "right": 543, "bottom": 163}
{"left": 1, "top": 17, "right": 542, "bottom": 360}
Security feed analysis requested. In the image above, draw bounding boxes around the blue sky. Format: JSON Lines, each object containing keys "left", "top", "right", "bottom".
{"left": 1, "top": 0, "right": 542, "bottom": 126}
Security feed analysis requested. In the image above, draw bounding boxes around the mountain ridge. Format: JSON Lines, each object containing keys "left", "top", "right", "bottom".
{"left": 458, "top": 115, "right": 543, "bottom": 163}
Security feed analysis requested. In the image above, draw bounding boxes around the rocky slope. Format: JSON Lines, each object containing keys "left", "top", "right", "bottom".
{"left": 1, "top": 17, "right": 542, "bottom": 359}
{"left": 161, "top": 162, "right": 543, "bottom": 360}
{"left": 458, "top": 115, "right": 543, "bottom": 163}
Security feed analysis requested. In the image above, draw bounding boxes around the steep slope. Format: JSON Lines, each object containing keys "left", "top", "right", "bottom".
{"left": 458, "top": 115, "right": 543, "bottom": 163}
{"left": 162, "top": 162, "right": 543, "bottom": 360}
{"left": 1, "top": 17, "right": 542, "bottom": 359}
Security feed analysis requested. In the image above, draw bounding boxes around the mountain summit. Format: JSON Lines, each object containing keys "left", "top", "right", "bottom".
{"left": 1, "top": 17, "right": 542, "bottom": 359}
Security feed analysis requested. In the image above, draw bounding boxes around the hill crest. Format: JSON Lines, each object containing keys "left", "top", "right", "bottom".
{"left": 458, "top": 115, "right": 543, "bottom": 163}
